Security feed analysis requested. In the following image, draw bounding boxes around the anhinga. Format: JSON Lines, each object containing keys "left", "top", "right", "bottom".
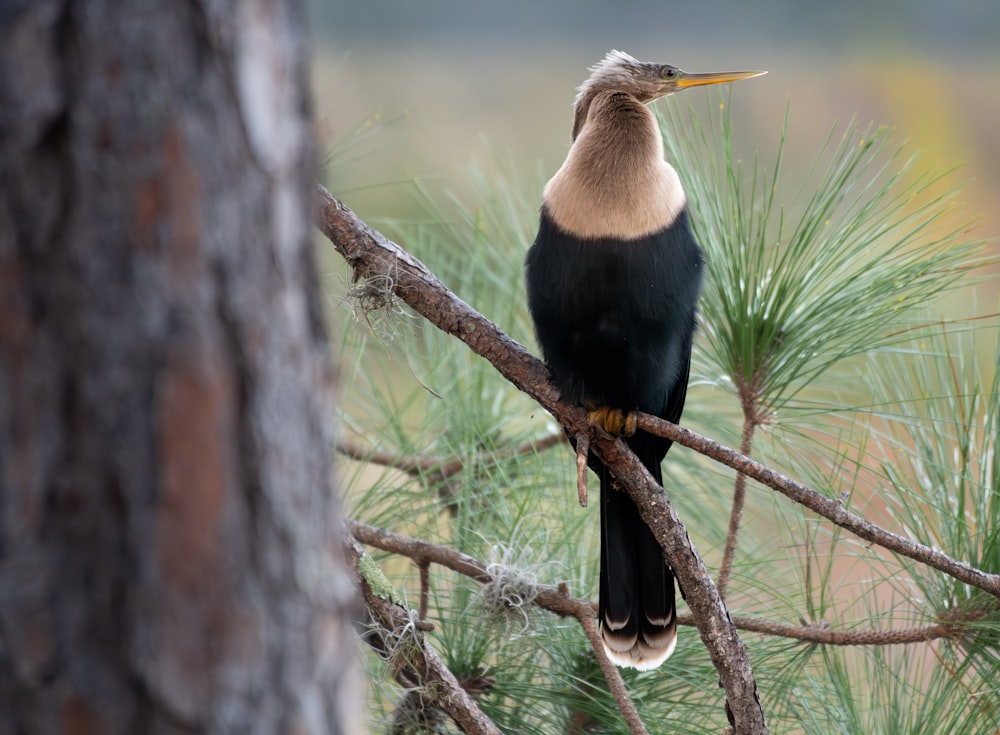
{"left": 525, "top": 51, "right": 764, "bottom": 670}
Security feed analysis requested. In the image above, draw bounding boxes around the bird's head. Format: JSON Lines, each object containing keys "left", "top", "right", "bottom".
{"left": 572, "top": 50, "right": 765, "bottom": 138}
{"left": 576, "top": 50, "right": 765, "bottom": 105}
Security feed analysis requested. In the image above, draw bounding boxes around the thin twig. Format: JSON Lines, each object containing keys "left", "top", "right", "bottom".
{"left": 349, "top": 519, "right": 583, "bottom": 617}
{"left": 338, "top": 437, "right": 442, "bottom": 475}
{"left": 337, "top": 433, "right": 565, "bottom": 480}
{"left": 695, "top": 614, "right": 964, "bottom": 646}
{"left": 350, "top": 518, "right": 980, "bottom": 648}
{"left": 718, "top": 417, "right": 757, "bottom": 601}
{"left": 338, "top": 433, "right": 564, "bottom": 514}
{"left": 632, "top": 412, "right": 1000, "bottom": 600}
{"left": 578, "top": 613, "right": 650, "bottom": 735}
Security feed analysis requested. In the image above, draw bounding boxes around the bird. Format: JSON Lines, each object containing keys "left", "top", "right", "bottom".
{"left": 524, "top": 51, "right": 764, "bottom": 670}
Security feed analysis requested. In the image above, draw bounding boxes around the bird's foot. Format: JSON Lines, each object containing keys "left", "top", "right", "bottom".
{"left": 587, "top": 405, "right": 637, "bottom": 437}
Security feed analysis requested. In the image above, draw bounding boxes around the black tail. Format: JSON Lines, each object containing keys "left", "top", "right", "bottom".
{"left": 598, "top": 433, "right": 677, "bottom": 670}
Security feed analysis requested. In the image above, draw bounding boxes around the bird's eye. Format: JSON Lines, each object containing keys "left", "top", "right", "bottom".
{"left": 662, "top": 67, "right": 676, "bottom": 78}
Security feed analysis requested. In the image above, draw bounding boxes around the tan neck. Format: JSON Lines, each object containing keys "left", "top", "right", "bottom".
{"left": 544, "top": 91, "right": 686, "bottom": 240}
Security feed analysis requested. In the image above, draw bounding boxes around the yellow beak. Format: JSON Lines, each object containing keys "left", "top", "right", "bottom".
{"left": 676, "top": 70, "right": 767, "bottom": 88}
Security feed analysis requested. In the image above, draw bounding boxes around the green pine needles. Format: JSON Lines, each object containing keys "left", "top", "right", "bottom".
{"left": 332, "top": 92, "right": 999, "bottom": 734}
{"left": 659, "top": 97, "right": 987, "bottom": 422}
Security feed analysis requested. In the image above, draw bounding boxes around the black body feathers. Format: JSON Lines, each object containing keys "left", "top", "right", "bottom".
{"left": 525, "top": 48, "right": 761, "bottom": 669}
{"left": 525, "top": 204, "right": 703, "bottom": 669}
{"left": 526, "top": 207, "right": 702, "bottom": 413}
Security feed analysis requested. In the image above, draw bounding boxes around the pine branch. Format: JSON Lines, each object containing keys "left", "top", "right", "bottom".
{"left": 343, "top": 533, "right": 502, "bottom": 735}
{"left": 317, "top": 185, "right": 768, "bottom": 734}
{"left": 341, "top": 410, "right": 1000, "bottom": 611}
{"left": 337, "top": 433, "right": 564, "bottom": 516}
{"left": 350, "top": 518, "right": 988, "bottom": 649}
{"left": 337, "top": 433, "right": 564, "bottom": 480}
{"left": 717, "top": 414, "right": 757, "bottom": 601}
{"left": 576, "top": 611, "right": 650, "bottom": 735}
{"left": 348, "top": 520, "right": 649, "bottom": 735}
{"left": 631, "top": 412, "right": 1000, "bottom": 599}
{"left": 719, "top": 615, "right": 964, "bottom": 647}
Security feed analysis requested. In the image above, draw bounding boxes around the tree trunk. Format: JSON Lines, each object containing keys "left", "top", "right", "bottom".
{"left": 0, "top": 2, "right": 359, "bottom": 733}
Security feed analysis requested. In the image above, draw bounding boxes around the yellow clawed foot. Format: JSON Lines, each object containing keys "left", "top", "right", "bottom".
{"left": 587, "top": 405, "right": 637, "bottom": 437}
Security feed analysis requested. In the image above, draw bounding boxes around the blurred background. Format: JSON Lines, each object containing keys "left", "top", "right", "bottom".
{"left": 311, "top": 0, "right": 1000, "bottom": 253}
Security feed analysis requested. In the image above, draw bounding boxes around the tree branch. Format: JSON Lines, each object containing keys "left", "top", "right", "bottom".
{"left": 718, "top": 416, "right": 757, "bottom": 601}
{"left": 631, "top": 412, "right": 1000, "bottom": 600}
{"left": 350, "top": 518, "right": 981, "bottom": 650}
{"left": 336, "top": 433, "right": 564, "bottom": 481}
{"left": 343, "top": 533, "right": 503, "bottom": 735}
{"left": 344, "top": 410, "right": 1000, "bottom": 609}
{"left": 719, "top": 614, "right": 964, "bottom": 646}
{"left": 576, "top": 612, "right": 650, "bottom": 735}
{"left": 348, "top": 520, "right": 648, "bottom": 735}
{"left": 317, "top": 185, "right": 769, "bottom": 734}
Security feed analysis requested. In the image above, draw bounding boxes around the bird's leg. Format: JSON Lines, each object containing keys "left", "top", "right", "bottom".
{"left": 586, "top": 405, "right": 637, "bottom": 437}
{"left": 574, "top": 431, "right": 590, "bottom": 507}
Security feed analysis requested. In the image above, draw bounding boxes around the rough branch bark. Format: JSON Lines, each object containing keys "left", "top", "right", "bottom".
{"left": 344, "top": 534, "right": 503, "bottom": 735}
{"left": 632, "top": 413, "right": 1000, "bottom": 600}
{"left": 348, "top": 520, "right": 646, "bottom": 735}
{"left": 317, "top": 186, "right": 769, "bottom": 734}
{"left": 349, "top": 519, "right": 975, "bottom": 648}
{"left": 0, "top": 4, "right": 358, "bottom": 732}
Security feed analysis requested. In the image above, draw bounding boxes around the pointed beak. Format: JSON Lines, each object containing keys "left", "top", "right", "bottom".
{"left": 676, "top": 70, "right": 767, "bottom": 88}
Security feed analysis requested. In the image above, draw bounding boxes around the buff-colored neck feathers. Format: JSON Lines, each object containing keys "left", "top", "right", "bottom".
{"left": 543, "top": 58, "right": 686, "bottom": 241}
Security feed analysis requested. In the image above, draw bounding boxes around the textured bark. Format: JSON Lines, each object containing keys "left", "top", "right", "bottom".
{"left": 0, "top": 2, "right": 359, "bottom": 734}
{"left": 343, "top": 536, "right": 504, "bottom": 735}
